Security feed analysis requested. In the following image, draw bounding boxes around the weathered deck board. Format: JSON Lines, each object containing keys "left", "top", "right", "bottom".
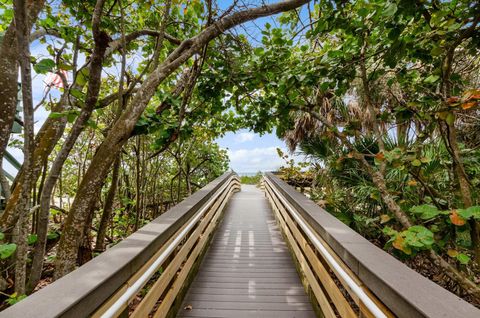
{"left": 178, "top": 185, "right": 315, "bottom": 318}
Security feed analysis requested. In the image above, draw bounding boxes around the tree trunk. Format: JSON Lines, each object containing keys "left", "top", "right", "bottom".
{"left": 0, "top": 26, "right": 19, "bottom": 166}
{"left": 94, "top": 155, "right": 120, "bottom": 252}
{"left": 0, "top": 0, "right": 47, "bottom": 162}
{"left": 77, "top": 198, "right": 97, "bottom": 266}
{"left": 442, "top": 121, "right": 480, "bottom": 264}
{"left": 35, "top": 0, "right": 108, "bottom": 282}
{"left": 0, "top": 101, "right": 68, "bottom": 233}
{"left": 0, "top": 0, "right": 46, "bottom": 235}
{"left": 13, "top": 0, "right": 38, "bottom": 295}
{"left": 0, "top": 171, "right": 11, "bottom": 201}
{"left": 0, "top": 1, "right": 124, "bottom": 233}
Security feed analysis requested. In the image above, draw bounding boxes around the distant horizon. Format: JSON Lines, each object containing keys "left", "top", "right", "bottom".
{"left": 234, "top": 171, "right": 266, "bottom": 176}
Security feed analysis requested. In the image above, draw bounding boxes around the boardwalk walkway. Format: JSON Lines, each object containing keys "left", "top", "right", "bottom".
{"left": 178, "top": 185, "right": 315, "bottom": 318}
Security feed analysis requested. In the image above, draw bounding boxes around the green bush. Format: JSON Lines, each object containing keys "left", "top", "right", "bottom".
{"left": 239, "top": 172, "right": 263, "bottom": 184}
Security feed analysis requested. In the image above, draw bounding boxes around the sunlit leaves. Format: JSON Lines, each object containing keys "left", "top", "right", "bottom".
{"left": 410, "top": 204, "right": 442, "bottom": 220}
{"left": 456, "top": 253, "right": 470, "bottom": 265}
{"left": 409, "top": 205, "right": 480, "bottom": 225}
{"left": 457, "top": 206, "right": 480, "bottom": 221}
{"left": 48, "top": 110, "right": 80, "bottom": 123}
{"left": 424, "top": 74, "right": 440, "bottom": 84}
{"left": 33, "top": 59, "right": 56, "bottom": 74}
{"left": 447, "top": 249, "right": 471, "bottom": 264}
{"left": 405, "top": 226, "right": 435, "bottom": 248}
{"left": 383, "top": 2, "right": 397, "bottom": 17}
{"left": 5, "top": 293, "right": 26, "bottom": 306}
{"left": 0, "top": 243, "right": 17, "bottom": 259}
{"left": 384, "top": 225, "right": 435, "bottom": 255}
{"left": 0, "top": 1, "right": 13, "bottom": 32}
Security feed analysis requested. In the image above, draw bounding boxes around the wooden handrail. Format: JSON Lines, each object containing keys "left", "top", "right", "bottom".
{"left": 1, "top": 172, "right": 240, "bottom": 318}
{"left": 263, "top": 172, "right": 480, "bottom": 318}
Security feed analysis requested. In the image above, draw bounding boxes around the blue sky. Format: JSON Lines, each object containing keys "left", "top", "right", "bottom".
{"left": 216, "top": 129, "right": 303, "bottom": 173}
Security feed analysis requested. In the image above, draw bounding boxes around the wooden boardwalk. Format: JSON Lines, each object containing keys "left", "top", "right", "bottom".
{"left": 178, "top": 185, "right": 315, "bottom": 318}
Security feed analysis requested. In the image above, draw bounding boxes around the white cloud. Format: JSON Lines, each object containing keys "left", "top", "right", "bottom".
{"left": 235, "top": 132, "right": 255, "bottom": 143}
{"left": 227, "top": 146, "right": 305, "bottom": 173}
{"left": 228, "top": 147, "right": 281, "bottom": 172}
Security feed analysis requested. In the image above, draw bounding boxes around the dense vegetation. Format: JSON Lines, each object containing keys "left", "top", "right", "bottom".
{"left": 0, "top": 0, "right": 479, "bottom": 309}
{"left": 239, "top": 172, "right": 263, "bottom": 185}
{"left": 222, "top": 0, "right": 480, "bottom": 305}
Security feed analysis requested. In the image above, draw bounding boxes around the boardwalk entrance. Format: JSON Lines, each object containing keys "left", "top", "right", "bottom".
{"left": 178, "top": 185, "right": 315, "bottom": 317}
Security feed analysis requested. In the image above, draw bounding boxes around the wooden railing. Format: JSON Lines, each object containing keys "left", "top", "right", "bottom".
{"left": 263, "top": 172, "right": 480, "bottom": 318}
{"left": 1, "top": 172, "right": 240, "bottom": 318}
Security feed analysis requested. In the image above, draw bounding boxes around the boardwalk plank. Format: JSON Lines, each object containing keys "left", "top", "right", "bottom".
{"left": 187, "top": 287, "right": 307, "bottom": 296}
{"left": 178, "top": 309, "right": 316, "bottom": 318}
{"left": 186, "top": 293, "right": 310, "bottom": 303}
{"left": 180, "top": 300, "right": 313, "bottom": 311}
{"left": 178, "top": 185, "right": 315, "bottom": 318}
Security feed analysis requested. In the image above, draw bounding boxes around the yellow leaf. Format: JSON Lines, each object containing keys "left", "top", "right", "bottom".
{"left": 380, "top": 215, "right": 391, "bottom": 224}
{"left": 392, "top": 236, "right": 411, "bottom": 254}
{"left": 392, "top": 236, "right": 403, "bottom": 250}
{"left": 447, "top": 249, "right": 458, "bottom": 257}
{"left": 407, "top": 180, "right": 417, "bottom": 186}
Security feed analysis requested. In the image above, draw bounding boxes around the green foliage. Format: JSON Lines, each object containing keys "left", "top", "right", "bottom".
{"left": 4, "top": 293, "right": 26, "bottom": 306}
{"left": 0, "top": 243, "right": 16, "bottom": 259}
{"left": 409, "top": 205, "right": 444, "bottom": 220}
{"left": 456, "top": 253, "right": 471, "bottom": 265}
{"left": 47, "top": 232, "right": 59, "bottom": 240}
{"left": 0, "top": 233, "right": 14, "bottom": 260}
{"left": 33, "top": 59, "right": 56, "bottom": 74}
{"left": 240, "top": 173, "right": 262, "bottom": 185}
{"left": 384, "top": 225, "right": 434, "bottom": 255}
{"left": 457, "top": 206, "right": 480, "bottom": 220}
{"left": 27, "top": 234, "right": 38, "bottom": 245}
